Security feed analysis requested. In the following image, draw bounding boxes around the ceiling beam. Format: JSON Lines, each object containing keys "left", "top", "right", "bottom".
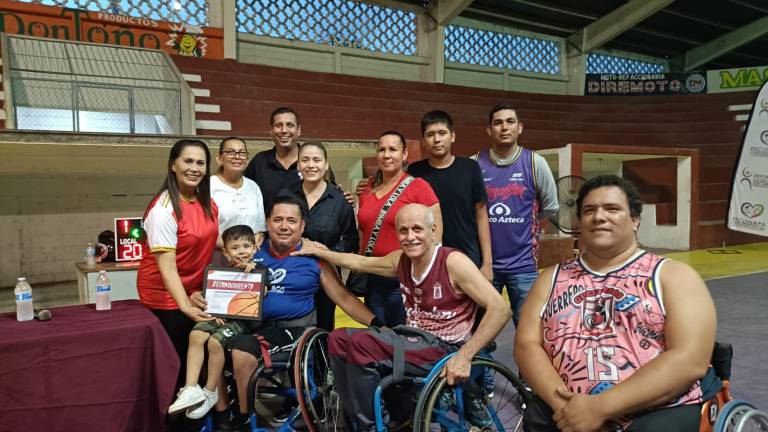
{"left": 432, "top": 0, "right": 474, "bottom": 26}
{"left": 567, "top": 0, "right": 674, "bottom": 54}
{"left": 728, "top": 0, "right": 768, "bottom": 14}
{"left": 507, "top": 0, "right": 597, "bottom": 20}
{"left": 671, "top": 14, "right": 768, "bottom": 71}
{"left": 661, "top": 8, "right": 734, "bottom": 31}
{"left": 464, "top": 7, "right": 576, "bottom": 33}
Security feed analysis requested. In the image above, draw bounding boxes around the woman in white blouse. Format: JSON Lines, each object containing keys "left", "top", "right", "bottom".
{"left": 211, "top": 137, "right": 266, "bottom": 251}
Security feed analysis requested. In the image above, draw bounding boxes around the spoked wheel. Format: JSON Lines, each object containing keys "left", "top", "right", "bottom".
{"left": 247, "top": 361, "right": 295, "bottom": 429}
{"left": 413, "top": 358, "right": 532, "bottom": 432}
{"left": 294, "top": 328, "right": 344, "bottom": 432}
{"left": 735, "top": 409, "right": 768, "bottom": 432}
{"left": 716, "top": 400, "right": 758, "bottom": 432}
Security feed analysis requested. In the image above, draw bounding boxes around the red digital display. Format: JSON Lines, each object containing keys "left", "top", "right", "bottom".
{"left": 114, "top": 217, "right": 145, "bottom": 262}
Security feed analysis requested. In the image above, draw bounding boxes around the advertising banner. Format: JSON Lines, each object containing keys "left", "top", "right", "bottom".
{"left": 0, "top": 2, "right": 223, "bottom": 58}
{"left": 727, "top": 80, "right": 768, "bottom": 237}
{"left": 707, "top": 66, "right": 768, "bottom": 93}
{"left": 584, "top": 73, "right": 707, "bottom": 96}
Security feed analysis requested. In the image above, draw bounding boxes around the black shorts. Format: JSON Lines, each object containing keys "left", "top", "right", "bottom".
{"left": 227, "top": 326, "right": 306, "bottom": 361}
{"left": 227, "top": 311, "right": 316, "bottom": 356}
{"left": 523, "top": 395, "right": 702, "bottom": 432}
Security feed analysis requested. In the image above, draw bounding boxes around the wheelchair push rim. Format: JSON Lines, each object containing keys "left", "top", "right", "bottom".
{"left": 294, "top": 328, "right": 345, "bottom": 432}
{"left": 413, "top": 358, "right": 532, "bottom": 432}
{"left": 734, "top": 409, "right": 768, "bottom": 432}
{"left": 715, "top": 400, "right": 758, "bottom": 432}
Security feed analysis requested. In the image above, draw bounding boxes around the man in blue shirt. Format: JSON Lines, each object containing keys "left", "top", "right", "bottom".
{"left": 221, "top": 195, "right": 377, "bottom": 430}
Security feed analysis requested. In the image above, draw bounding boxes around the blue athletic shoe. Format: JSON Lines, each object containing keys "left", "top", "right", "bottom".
{"left": 436, "top": 390, "right": 454, "bottom": 411}
{"left": 464, "top": 394, "right": 493, "bottom": 428}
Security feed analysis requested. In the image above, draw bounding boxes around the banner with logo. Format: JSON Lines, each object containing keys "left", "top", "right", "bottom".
{"left": 707, "top": 66, "right": 768, "bottom": 93}
{"left": 584, "top": 73, "right": 707, "bottom": 96}
{"left": 0, "top": 2, "right": 223, "bottom": 58}
{"left": 727, "top": 80, "right": 768, "bottom": 237}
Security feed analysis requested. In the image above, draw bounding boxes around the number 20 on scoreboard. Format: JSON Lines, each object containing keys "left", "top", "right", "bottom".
{"left": 114, "top": 217, "right": 145, "bottom": 262}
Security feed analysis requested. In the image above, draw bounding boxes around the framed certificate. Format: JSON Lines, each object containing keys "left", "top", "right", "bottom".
{"left": 202, "top": 266, "right": 267, "bottom": 321}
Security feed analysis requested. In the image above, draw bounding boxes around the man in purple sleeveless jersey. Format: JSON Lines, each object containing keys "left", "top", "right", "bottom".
{"left": 294, "top": 204, "right": 511, "bottom": 432}
{"left": 472, "top": 103, "right": 559, "bottom": 326}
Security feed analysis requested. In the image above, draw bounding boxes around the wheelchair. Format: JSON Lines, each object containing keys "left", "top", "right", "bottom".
{"left": 701, "top": 342, "right": 768, "bottom": 432}
{"left": 370, "top": 351, "right": 534, "bottom": 432}
{"left": 201, "top": 327, "right": 342, "bottom": 432}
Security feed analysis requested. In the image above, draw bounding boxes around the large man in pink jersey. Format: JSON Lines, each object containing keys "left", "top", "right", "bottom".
{"left": 293, "top": 203, "right": 511, "bottom": 432}
{"left": 515, "top": 175, "right": 717, "bottom": 432}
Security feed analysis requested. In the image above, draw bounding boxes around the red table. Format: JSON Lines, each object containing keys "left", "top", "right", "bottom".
{"left": 0, "top": 300, "right": 180, "bottom": 432}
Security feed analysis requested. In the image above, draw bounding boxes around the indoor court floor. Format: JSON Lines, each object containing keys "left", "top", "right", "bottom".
{"left": 335, "top": 242, "right": 768, "bottom": 409}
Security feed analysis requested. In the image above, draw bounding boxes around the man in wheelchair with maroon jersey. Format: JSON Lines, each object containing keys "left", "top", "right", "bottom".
{"left": 294, "top": 203, "right": 512, "bottom": 431}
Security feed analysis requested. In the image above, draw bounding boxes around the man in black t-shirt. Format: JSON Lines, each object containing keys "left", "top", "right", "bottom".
{"left": 244, "top": 107, "right": 303, "bottom": 211}
{"left": 408, "top": 110, "right": 493, "bottom": 281}
{"left": 245, "top": 107, "right": 354, "bottom": 215}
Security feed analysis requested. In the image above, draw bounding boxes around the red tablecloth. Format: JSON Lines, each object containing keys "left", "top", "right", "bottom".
{"left": 0, "top": 300, "right": 180, "bottom": 432}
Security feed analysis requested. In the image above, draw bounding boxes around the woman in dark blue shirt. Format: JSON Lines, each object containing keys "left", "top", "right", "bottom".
{"left": 281, "top": 141, "right": 358, "bottom": 330}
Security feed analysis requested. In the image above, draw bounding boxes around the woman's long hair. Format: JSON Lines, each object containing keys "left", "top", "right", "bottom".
{"left": 152, "top": 139, "right": 214, "bottom": 221}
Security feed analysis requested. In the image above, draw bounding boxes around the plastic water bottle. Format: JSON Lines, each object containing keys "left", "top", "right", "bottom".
{"left": 86, "top": 242, "right": 96, "bottom": 268}
{"left": 14, "top": 277, "right": 34, "bottom": 321}
{"left": 95, "top": 270, "right": 112, "bottom": 311}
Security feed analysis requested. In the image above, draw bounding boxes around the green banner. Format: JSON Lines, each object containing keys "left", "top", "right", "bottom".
{"left": 707, "top": 66, "right": 768, "bottom": 93}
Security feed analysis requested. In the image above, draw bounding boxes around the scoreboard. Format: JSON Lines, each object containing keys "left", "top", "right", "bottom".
{"left": 114, "top": 217, "right": 145, "bottom": 262}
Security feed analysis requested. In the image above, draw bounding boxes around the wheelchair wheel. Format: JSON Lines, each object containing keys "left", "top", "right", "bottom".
{"left": 734, "top": 409, "right": 768, "bottom": 432}
{"left": 294, "top": 328, "right": 344, "bottom": 432}
{"left": 413, "top": 358, "right": 532, "bottom": 432}
{"left": 715, "top": 400, "right": 757, "bottom": 432}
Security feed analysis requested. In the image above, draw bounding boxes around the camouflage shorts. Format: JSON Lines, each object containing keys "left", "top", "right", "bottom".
{"left": 192, "top": 319, "right": 248, "bottom": 345}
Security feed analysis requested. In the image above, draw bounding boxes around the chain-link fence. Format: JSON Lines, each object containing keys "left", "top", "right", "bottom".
{"left": 587, "top": 53, "right": 666, "bottom": 74}
{"left": 8, "top": 35, "right": 182, "bottom": 134}
{"left": 12, "top": 0, "right": 209, "bottom": 27}
{"left": 237, "top": 0, "right": 417, "bottom": 55}
{"left": 445, "top": 25, "right": 561, "bottom": 75}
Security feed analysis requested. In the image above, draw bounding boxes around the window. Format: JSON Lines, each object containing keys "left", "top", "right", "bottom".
{"left": 237, "top": 0, "right": 417, "bottom": 55}
{"left": 587, "top": 53, "right": 665, "bottom": 74}
{"left": 445, "top": 25, "right": 561, "bottom": 74}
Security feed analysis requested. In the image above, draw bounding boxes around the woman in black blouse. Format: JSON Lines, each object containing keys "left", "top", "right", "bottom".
{"left": 283, "top": 141, "right": 358, "bottom": 330}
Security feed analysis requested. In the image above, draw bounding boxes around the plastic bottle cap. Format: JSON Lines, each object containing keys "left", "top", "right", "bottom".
{"left": 99, "top": 270, "right": 107, "bottom": 274}
{"left": 17, "top": 277, "right": 26, "bottom": 281}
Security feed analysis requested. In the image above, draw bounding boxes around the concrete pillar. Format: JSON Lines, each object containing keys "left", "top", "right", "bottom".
{"left": 208, "top": 0, "right": 237, "bottom": 59}
{"left": 417, "top": 13, "right": 445, "bottom": 84}
{"left": 566, "top": 44, "right": 587, "bottom": 95}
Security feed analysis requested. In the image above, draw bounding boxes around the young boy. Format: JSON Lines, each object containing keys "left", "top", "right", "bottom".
{"left": 168, "top": 225, "right": 261, "bottom": 419}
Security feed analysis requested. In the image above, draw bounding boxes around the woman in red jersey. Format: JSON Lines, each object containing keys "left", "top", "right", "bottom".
{"left": 137, "top": 139, "right": 219, "bottom": 392}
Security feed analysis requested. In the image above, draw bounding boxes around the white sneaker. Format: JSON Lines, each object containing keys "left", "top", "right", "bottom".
{"left": 168, "top": 385, "right": 206, "bottom": 415}
{"left": 186, "top": 387, "right": 218, "bottom": 419}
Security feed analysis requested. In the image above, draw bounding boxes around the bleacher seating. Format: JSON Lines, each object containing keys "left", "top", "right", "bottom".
{"left": 174, "top": 56, "right": 761, "bottom": 248}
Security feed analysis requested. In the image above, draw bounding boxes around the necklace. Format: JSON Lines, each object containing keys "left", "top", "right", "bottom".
{"left": 488, "top": 146, "right": 520, "bottom": 167}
